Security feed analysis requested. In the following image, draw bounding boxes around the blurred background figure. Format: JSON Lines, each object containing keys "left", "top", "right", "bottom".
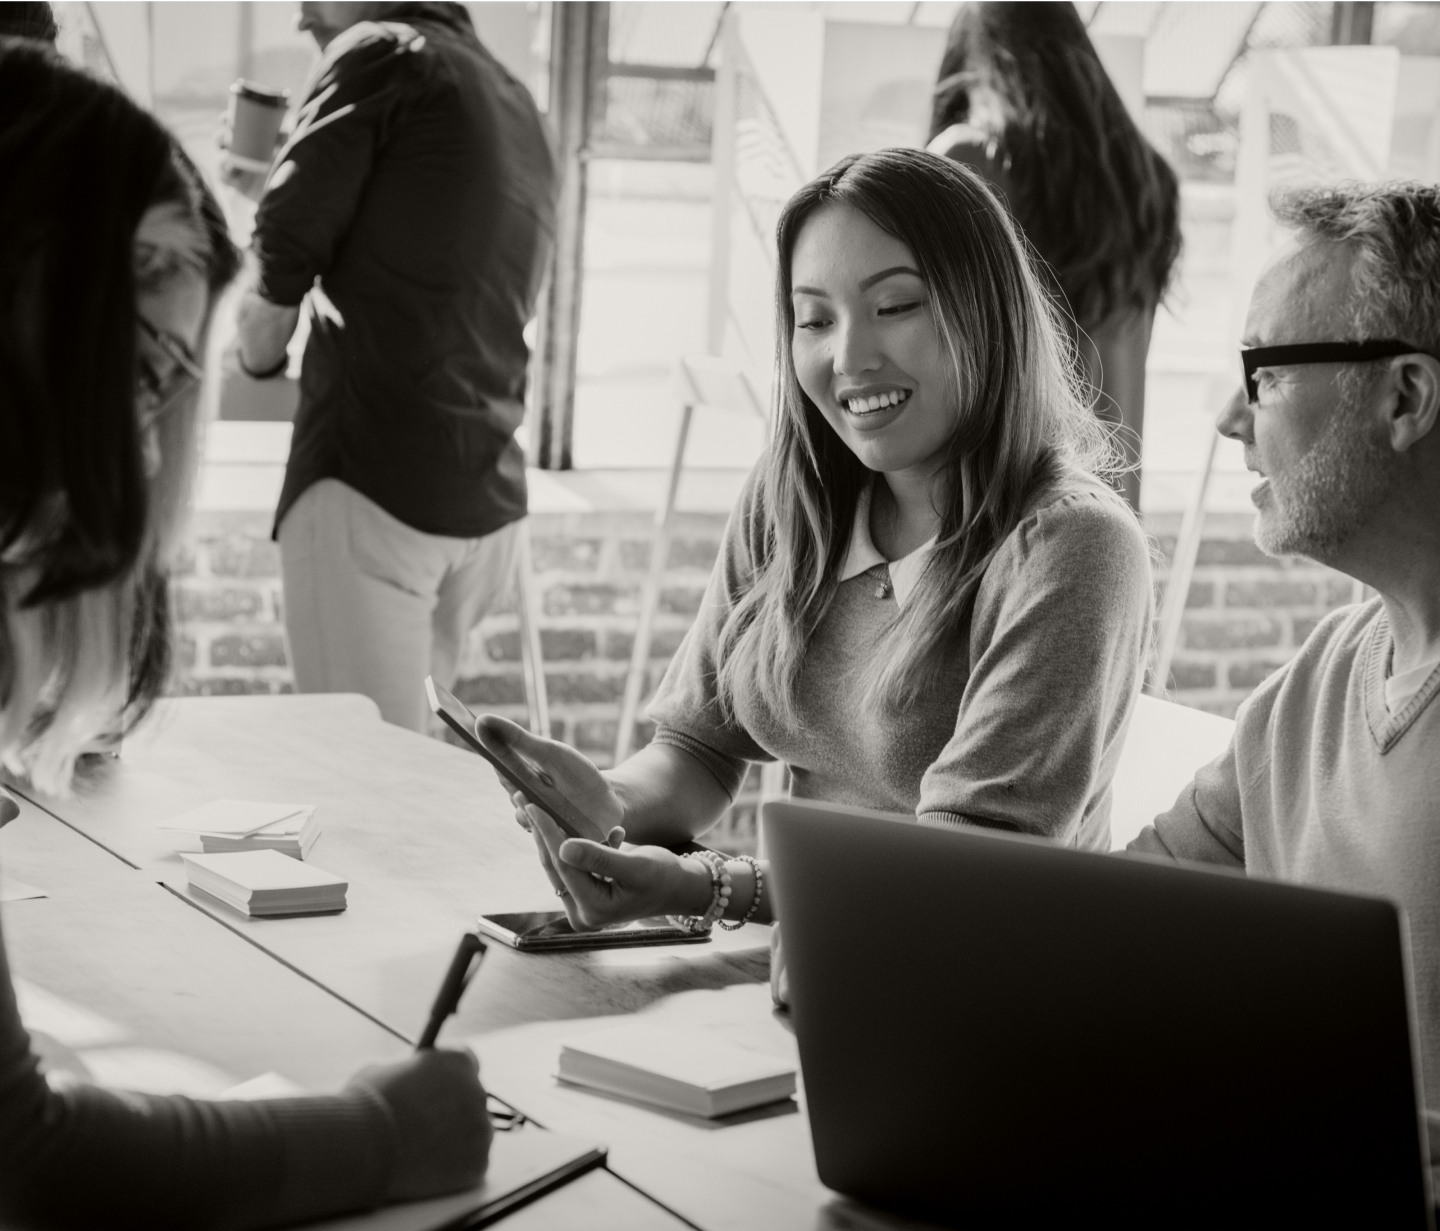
{"left": 230, "top": 2, "right": 557, "bottom": 732}
{"left": 929, "top": 0, "right": 1182, "bottom": 511}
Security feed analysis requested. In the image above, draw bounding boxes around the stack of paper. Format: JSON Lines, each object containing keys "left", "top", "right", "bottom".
{"left": 161, "top": 799, "right": 319, "bottom": 859}
{"left": 181, "top": 850, "right": 347, "bottom": 917}
{"left": 556, "top": 1022, "right": 796, "bottom": 1118}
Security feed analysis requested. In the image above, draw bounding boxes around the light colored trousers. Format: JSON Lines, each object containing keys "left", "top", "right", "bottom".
{"left": 278, "top": 479, "right": 520, "bottom": 732}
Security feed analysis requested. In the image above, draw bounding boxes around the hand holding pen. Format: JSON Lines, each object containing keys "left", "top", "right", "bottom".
{"left": 415, "top": 930, "right": 526, "bottom": 1131}
{"left": 343, "top": 930, "right": 494, "bottom": 1199}
{"left": 418, "top": 930, "right": 487, "bottom": 1049}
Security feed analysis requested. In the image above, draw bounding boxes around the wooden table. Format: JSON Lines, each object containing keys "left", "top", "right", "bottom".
{"left": 0, "top": 698, "right": 692, "bottom": 1230}
{"left": 9, "top": 695, "right": 918, "bottom": 1230}
{"left": 0, "top": 791, "right": 409, "bottom": 1094}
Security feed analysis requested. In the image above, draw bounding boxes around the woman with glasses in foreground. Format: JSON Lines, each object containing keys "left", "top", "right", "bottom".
{"left": 0, "top": 40, "right": 487, "bottom": 1229}
{"left": 489, "top": 150, "right": 1153, "bottom": 980}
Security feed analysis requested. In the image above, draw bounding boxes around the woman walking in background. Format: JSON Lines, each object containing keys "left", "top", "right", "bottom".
{"left": 0, "top": 39, "right": 488, "bottom": 1228}
{"left": 929, "top": 0, "right": 1182, "bottom": 511}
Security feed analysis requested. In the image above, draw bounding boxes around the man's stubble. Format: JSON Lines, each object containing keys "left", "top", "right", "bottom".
{"left": 1254, "top": 375, "right": 1396, "bottom": 562}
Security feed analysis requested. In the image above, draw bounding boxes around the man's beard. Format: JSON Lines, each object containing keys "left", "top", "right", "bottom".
{"left": 1254, "top": 395, "right": 1395, "bottom": 561}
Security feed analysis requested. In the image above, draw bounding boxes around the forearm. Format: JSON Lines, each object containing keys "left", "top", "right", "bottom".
{"left": 0, "top": 913, "right": 392, "bottom": 1229}
{"left": 236, "top": 288, "right": 300, "bottom": 375}
{"left": 605, "top": 743, "right": 733, "bottom": 848}
{"left": 606, "top": 745, "right": 776, "bottom": 922}
{"left": 0, "top": 1076, "right": 393, "bottom": 1230}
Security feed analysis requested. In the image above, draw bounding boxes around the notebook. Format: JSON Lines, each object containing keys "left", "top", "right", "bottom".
{"left": 556, "top": 1022, "right": 796, "bottom": 1118}
{"left": 181, "top": 850, "right": 347, "bottom": 917}
{"left": 296, "top": 1124, "right": 606, "bottom": 1231}
{"left": 162, "top": 799, "right": 319, "bottom": 858}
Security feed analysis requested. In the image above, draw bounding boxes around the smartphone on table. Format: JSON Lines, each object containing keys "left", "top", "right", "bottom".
{"left": 476, "top": 911, "right": 708, "bottom": 952}
{"left": 425, "top": 676, "right": 609, "bottom": 843}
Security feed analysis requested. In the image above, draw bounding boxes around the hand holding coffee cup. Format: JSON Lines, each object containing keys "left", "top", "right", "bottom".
{"left": 219, "top": 81, "right": 288, "bottom": 202}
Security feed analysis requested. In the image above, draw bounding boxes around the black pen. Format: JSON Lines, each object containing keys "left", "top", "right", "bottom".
{"left": 417, "top": 931, "right": 487, "bottom": 1050}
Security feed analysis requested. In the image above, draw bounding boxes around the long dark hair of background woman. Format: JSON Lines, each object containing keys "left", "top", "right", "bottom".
{"left": 929, "top": 1, "right": 1181, "bottom": 510}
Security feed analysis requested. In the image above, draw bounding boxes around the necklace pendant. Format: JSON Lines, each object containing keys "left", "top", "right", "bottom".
{"left": 875, "top": 578, "right": 891, "bottom": 599}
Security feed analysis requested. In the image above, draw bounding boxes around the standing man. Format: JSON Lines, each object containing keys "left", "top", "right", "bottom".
{"left": 233, "top": 2, "right": 556, "bottom": 731}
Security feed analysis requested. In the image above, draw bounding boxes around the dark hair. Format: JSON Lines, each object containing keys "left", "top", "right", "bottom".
{"left": 0, "top": 2, "right": 57, "bottom": 42}
{"left": 0, "top": 38, "right": 236, "bottom": 606}
{"left": 929, "top": 2, "right": 1180, "bottom": 332}
{"left": 716, "top": 149, "right": 1108, "bottom": 718}
{"left": 0, "top": 38, "right": 239, "bottom": 789}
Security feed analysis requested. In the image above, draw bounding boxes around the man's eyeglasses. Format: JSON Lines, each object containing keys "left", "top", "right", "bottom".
{"left": 136, "top": 314, "right": 204, "bottom": 428}
{"left": 1240, "top": 339, "right": 1431, "bottom": 404}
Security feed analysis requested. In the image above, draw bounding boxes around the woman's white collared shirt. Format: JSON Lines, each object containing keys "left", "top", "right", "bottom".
{"left": 837, "top": 481, "right": 937, "bottom": 609}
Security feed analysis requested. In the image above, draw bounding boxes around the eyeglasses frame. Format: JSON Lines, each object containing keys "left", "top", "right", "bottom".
{"left": 1240, "top": 339, "right": 1433, "bottom": 404}
{"left": 136, "top": 314, "right": 205, "bottom": 429}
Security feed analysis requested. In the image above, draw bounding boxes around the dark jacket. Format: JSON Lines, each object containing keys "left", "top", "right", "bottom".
{"left": 254, "top": 3, "right": 556, "bottom": 539}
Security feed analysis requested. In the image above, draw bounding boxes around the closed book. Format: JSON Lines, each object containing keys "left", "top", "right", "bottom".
{"left": 557, "top": 1022, "right": 796, "bottom": 1118}
{"left": 181, "top": 850, "right": 347, "bottom": 917}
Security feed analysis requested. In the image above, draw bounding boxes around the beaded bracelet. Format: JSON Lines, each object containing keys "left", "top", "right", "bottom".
{"left": 667, "top": 851, "right": 730, "bottom": 935}
{"left": 717, "top": 854, "right": 764, "bottom": 930}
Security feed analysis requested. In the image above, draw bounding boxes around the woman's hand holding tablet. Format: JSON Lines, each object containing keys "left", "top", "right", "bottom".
{"left": 471, "top": 714, "right": 625, "bottom": 844}
{"left": 522, "top": 806, "right": 714, "bottom": 932}
{"left": 473, "top": 715, "right": 713, "bottom": 930}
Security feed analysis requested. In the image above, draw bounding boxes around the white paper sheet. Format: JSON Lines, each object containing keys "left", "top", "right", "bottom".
{"left": 0, "top": 875, "right": 46, "bottom": 902}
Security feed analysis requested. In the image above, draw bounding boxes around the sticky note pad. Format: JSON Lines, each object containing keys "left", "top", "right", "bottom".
{"left": 181, "top": 850, "right": 347, "bottom": 917}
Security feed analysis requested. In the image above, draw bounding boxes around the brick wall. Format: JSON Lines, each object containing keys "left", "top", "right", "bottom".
{"left": 1147, "top": 512, "right": 1362, "bottom": 717}
{"left": 451, "top": 511, "right": 718, "bottom": 761}
{"left": 171, "top": 505, "right": 1362, "bottom": 847}
{"left": 173, "top": 512, "right": 290, "bottom": 696}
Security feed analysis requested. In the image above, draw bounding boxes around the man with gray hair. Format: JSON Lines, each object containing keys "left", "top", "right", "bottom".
{"left": 1130, "top": 181, "right": 1440, "bottom": 1145}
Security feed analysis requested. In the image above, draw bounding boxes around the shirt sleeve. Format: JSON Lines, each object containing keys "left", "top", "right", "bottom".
{"left": 645, "top": 464, "right": 773, "bottom": 799}
{"left": 0, "top": 903, "right": 398, "bottom": 1230}
{"left": 917, "top": 488, "right": 1153, "bottom": 840}
{"left": 251, "top": 22, "right": 425, "bottom": 307}
{"left": 1126, "top": 735, "right": 1247, "bottom": 867}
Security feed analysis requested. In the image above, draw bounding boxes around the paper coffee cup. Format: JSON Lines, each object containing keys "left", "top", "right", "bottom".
{"left": 227, "top": 81, "right": 289, "bottom": 173}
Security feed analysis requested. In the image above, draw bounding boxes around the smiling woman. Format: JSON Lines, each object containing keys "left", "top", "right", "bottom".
{"left": 490, "top": 149, "right": 1154, "bottom": 972}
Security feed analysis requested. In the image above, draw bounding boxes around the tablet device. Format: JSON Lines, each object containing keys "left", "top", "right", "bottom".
{"left": 426, "top": 677, "right": 609, "bottom": 844}
{"left": 477, "top": 911, "right": 708, "bottom": 952}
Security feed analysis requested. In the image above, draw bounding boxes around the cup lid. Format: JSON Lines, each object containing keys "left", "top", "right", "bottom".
{"left": 231, "top": 80, "right": 289, "bottom": 106}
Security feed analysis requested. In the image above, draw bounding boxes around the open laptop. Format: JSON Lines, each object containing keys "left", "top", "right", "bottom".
{"left": 764, "top": 799, "right": 1434, "bottom": 1229}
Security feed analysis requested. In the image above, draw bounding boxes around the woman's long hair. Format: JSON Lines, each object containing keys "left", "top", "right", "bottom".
{"left": 715, "top": 149, "right": 1111, "bottom": 723}
{"left": 0, "top": 39, "right": 239, "bottom": 793}
{"left": 929, "top": 2, "right": 1180, "bottom": 333}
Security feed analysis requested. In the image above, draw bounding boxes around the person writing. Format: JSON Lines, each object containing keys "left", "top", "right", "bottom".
{"left": 0, "top": 41, "right": 487, "bottom": 1228}
{"left": 486, "top": 150, "right": 1152, "bottom": 962}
